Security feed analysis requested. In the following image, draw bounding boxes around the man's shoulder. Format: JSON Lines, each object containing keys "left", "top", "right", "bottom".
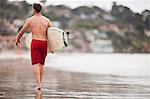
{"left": 26, "top": 17, "right": 33, "bottom": 21}
{"left": 24, "top": 17, "right": 32, "bottom": 24}
{"left": 26, "top": 16, "right": 36, "bottom": 23}
{"left": 42, "top": 15, "right": 50, "bottom": 21}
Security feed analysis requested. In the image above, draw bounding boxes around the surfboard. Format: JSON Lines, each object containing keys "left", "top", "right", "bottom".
{"left": 25, "top": 27, "right": 69, "bottom": 53}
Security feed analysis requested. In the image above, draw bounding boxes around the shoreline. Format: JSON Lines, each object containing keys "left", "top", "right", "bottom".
{"left": 0, "top": 53, "right": 150, "bottom": 77}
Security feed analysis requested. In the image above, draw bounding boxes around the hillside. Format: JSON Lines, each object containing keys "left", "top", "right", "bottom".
{"left": 0, "top": 0, "right": 150, "bottom": 53}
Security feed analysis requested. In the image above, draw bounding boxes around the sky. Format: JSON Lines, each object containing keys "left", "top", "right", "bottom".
{"left": 9, "top": 0, "right": 150, "bottom": 13}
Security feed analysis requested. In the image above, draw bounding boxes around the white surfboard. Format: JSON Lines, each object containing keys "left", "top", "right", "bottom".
{"left": 25, "top": 27, "right": 69, "bottom": 53}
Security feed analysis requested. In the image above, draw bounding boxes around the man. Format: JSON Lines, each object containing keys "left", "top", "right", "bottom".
{"left": 16, "top": 3, "right": 52, "bottom": 90}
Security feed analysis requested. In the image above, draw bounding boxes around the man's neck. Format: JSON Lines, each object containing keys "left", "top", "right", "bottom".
{"left": 34, "top": 12, "right": 41, "bottom": 16}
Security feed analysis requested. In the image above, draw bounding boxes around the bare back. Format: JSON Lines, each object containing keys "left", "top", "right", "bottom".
{"left": 29, "top": 15, "right": 51, "bottom": 40}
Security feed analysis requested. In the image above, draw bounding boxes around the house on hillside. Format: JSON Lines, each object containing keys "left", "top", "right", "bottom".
{"left": 85, "top": 30, "right": 113, "bottom": 53}
{"left": 90, "top": 39, "right": 114, "bottom": 53}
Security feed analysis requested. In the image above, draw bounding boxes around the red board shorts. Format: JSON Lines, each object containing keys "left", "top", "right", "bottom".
{"left": 31, "top": 39, "right": 47, "bottom": 65}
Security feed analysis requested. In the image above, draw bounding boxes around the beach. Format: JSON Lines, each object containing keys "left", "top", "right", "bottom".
{"left": 0, "top": 53, "right": 150, "bottom": 99}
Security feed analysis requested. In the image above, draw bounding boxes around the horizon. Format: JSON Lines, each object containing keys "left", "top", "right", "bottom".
{"left": 8, "top": 0, "right": 150, "bottom": 13}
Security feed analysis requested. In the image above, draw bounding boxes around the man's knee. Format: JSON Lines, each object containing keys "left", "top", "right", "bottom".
{"left": 33, "top": 64, "right": 40, "bottom": 69}
{"left": 40, "top": 64, "right": 44, "bottom": 66}
{"left": 33, "top": 63, "right": 40, "bottom": 66}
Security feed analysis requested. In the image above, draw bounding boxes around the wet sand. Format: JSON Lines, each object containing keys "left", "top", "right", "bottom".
{"left": 0, "top": 59, "right": 150, "bottom": 99}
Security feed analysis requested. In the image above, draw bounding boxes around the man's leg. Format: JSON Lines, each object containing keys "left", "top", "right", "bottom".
{"left": 33, "top": 64, "right": 41, "bottom": 89}
{"left": 39, "top": 64, "right": 44, "bottom": 83}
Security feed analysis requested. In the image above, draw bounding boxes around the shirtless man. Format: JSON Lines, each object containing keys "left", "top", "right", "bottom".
{"left": 16, "top": 3, "right": 52, "bottom": 90}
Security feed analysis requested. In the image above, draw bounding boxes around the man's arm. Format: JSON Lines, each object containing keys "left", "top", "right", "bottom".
{"left": 16, "top": 19, "right": 30, "bottom": 46}
{"left": 47, "top": 19, "right": 54, "bottom": 53}
{"left": 48, "top": 19, "right": 52, "bottom": 27}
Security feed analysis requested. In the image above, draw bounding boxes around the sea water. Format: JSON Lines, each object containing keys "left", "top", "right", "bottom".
{"left": 0, "top": 52, "right": 150, "bottom": 77}
{"left": 45, "top": 53, "right": 150, "bottom": 77}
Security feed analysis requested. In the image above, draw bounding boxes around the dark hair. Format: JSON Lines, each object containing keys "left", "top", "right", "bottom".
{"left": 33, "top": 3, "right": 42, "bottom": 13}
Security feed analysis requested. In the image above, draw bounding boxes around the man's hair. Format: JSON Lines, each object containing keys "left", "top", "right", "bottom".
{"left": 33, "top": 3, "right": 42, "bottom": 13}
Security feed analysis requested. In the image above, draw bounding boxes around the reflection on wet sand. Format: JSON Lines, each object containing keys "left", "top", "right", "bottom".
{"left": 0, "top": 59, "right": 150, "bottom": 99}
{"left": 35, "top": 90, "right": 42, "bottom": 99}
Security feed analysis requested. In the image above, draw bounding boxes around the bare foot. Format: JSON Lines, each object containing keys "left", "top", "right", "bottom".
{"left": 35, "top": 84, "right": 41, "bottom": 91}
{"left": 35, "top": 86, "right": 41, "bottom": 91}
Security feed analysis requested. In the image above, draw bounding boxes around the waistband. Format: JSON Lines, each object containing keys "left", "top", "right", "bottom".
{"left": 32, "top": 39, "right": 47, "bottom": 42}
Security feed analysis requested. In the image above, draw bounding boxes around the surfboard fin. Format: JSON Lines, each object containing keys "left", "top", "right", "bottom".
{"left": 63, "top": 32, "right": 69, "bottom": 47}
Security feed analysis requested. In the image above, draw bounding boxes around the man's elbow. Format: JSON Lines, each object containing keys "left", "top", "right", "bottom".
{"left": 49, "top": 23, "right": 52, "bottom": 27}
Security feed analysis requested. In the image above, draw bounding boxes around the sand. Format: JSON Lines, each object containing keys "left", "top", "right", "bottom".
{"left": 0, "top": 59, "right": 150, "bottom": 99}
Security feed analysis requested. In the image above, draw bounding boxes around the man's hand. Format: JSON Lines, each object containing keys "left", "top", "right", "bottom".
{"left": 16, "top": 39, "right": 20, "bottom": 47}
{"left": 49, "top": 49, "right": 54, "bottom": 54}
{"left": 51, "top": 51, "right": 54, "bottom": 54}
{"left": 15, "top": 18, "right": 30, "bottom": 47}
